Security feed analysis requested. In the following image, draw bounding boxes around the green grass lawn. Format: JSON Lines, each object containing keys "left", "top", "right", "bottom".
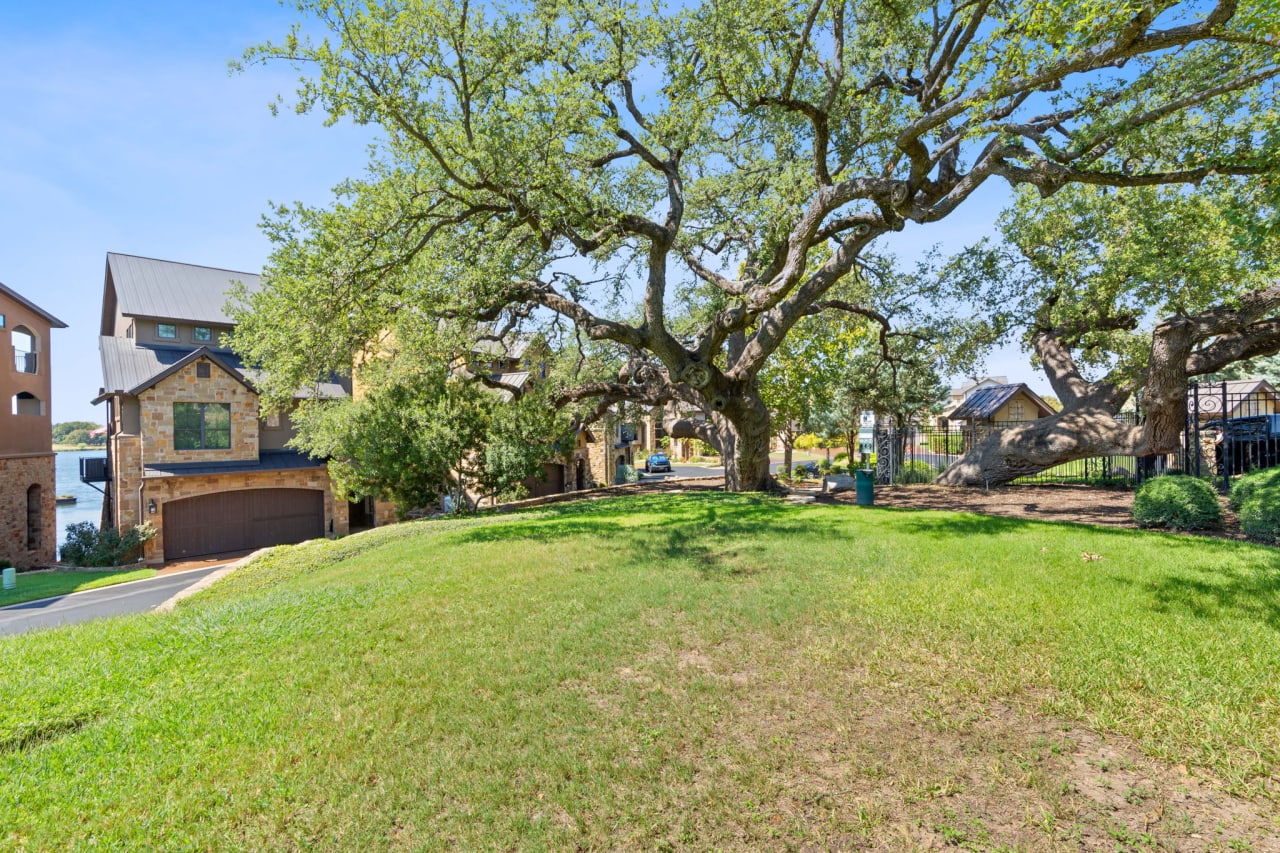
{"left": 0, "top": 567, "right": 155, "bottom": 607}
{"left": 1, "top": 493, "right": 1278, "bottom": 849}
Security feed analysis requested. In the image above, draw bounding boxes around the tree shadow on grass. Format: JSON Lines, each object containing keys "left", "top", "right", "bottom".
{"left": 452, "top": 494, "right": 853, "bottom": 579}
{"left": 1114, "top": 558, "right": 1280, "bottom": 632}
{"left": 872, "top": 508, "right": 1280, "bottom": 631}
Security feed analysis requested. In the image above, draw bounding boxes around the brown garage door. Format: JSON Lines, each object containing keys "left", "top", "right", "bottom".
{"left": 162, "top": 488, "right": 325, "bottom": 560}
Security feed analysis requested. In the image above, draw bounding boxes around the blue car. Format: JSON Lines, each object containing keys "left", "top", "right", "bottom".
{"left": 645, "top": 453, "right": 672, "bottom": 473}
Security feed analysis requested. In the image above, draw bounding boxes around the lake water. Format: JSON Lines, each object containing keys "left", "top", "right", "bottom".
{"left": 55, "top": 450, "right": 107, "bottom": 553}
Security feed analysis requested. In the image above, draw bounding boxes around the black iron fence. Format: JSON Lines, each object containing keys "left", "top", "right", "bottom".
{"left": 870, "top": 381, "right": 1280, "bottom": 491}
{"left": 1185, "top": 380, "right": 1280, "bottom": 492}
{"left": 873, "top": 420, "right": 1148, "bottom": 487}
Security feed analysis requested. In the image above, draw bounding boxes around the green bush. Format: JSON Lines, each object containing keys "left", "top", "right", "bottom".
{"left": 1238, "top": 496, "right": 1280, "bottom": 544}
{"left": 59, "top": 522, "right": 157, "bottom": 567}
{"left": 927, "top": 433, "right": 966, "bottom": 454}
{"left": 894, "top": 460, "right": 937, "bottom": 484}
{"left": 1228, "top": 467, "right": 1280, "bottom": 511}
{"left": 1132, "top": 476, "right": 1222, "bottom": 530}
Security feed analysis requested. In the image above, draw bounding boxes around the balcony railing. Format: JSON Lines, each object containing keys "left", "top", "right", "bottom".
{"left": 14, "top": 352, "right": 36, "bottom": 374}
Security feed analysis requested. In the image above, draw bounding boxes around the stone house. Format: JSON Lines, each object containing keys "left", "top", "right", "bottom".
{"left": 0, "top": 283, "right": 66, "bottom": 568}
{"left": 92, "top": 253, "right": 363, "bottom": 564}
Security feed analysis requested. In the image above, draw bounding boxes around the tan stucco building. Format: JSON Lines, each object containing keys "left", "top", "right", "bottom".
{"left": 0, "top": 283, "right": 67, "bottom": 568}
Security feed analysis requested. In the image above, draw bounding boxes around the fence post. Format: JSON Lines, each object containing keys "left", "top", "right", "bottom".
{"left": 1221, "top": 381, "right": 1230, "bottom": 493}
{"left": 1190, "top": 381, "right": 1201, "bottom": 479}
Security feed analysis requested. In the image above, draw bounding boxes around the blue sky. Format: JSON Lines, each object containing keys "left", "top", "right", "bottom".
{"left": 2, "top": 1, "right": 1033, "bottom": 426}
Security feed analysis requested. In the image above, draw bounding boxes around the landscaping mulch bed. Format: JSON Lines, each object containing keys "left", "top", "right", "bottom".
{"left": 828, "top": 482, "right": 1248, "bottom": 540}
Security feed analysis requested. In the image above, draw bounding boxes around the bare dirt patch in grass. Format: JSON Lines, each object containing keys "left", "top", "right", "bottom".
{"left": 622, "top": 630, "right": 1280, "bottom": 850}
{"left": 840, "top": 484, "right": 1252, "bottom": 541}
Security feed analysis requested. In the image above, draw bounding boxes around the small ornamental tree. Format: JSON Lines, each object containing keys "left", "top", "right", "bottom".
{"left": 236, "top": 0, "right": 1280, "bottom": 492}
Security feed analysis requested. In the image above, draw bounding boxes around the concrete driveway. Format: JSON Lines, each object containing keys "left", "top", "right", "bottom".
{"left": 0, "top": 566, "right": 225, "bottom": 637}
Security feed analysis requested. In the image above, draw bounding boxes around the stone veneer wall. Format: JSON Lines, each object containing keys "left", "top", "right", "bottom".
{"left": 138, "top": 359, "right": 259, "bottom": 466}
{"left": 373, "top": 500, "right": 399, "bottom": 527}
{"left": 0, "top": 454, "right": 57, "bottom": 568}
{"left": 109, "top": 433, "right": 143, "bottom": 531}
{"left": 140, "top": 468, "right": 348, "bottom": 564}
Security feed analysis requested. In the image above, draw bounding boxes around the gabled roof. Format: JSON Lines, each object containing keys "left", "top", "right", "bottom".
{"left": 949, "top": 383, "right": 1055, "bottom": 421}
{"left": 94, "top": 342, "right": 254, "bottom": 403}
{"left": 95, "top": 337, "right": 347, "bottom": 404}
{"left": 105, "top": 253, "right": 261, "bottom": 326}
{"left": 0, "top": 282, "right": 68, "bottom": 328}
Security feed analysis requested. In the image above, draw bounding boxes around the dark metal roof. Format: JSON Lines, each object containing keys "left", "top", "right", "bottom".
{"left": 143, "top": 449, "right": 325, "bottom": 478}
{"left": 96, "top": 337, "right": 347, "bottom": 404}
{"left": 0, "top": 281, "right": 68, "bottom": 328}
{"left": 106, "top": 253, "right": 261, "bottom": 324}
{"left": 97, "top": 338, "right": 246, "bottom": 400}
{"left": 949, "top": 383, "right": 1053, "bottom": 421}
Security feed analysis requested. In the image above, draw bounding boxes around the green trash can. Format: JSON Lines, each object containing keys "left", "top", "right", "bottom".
{"left": 854, "top": 468, "right": 875, "bottom": 506}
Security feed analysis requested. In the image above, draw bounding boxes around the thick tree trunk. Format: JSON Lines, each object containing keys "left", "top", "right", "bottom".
{"left": 718, "top": 406, "right": 776, "bottom": 492}
{"left": 663, "top": 388, "right": 777, "bottom": 492}
{"left": 935, "top": 406, "right": 1145, "bottom": 486}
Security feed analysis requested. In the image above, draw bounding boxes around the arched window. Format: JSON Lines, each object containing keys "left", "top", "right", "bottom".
{"left": 26, "top": 484, "right": 41, "bottom": 551}
{"left": 12, "top": 392, "right": 42, "bottom": 416}
{"left": 12, "top": 325, "right": 37, "bottom": 374}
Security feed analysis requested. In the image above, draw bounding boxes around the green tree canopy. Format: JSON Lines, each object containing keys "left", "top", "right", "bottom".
{"left": 235, "top": 0, "right": 1280, "bottom": 491}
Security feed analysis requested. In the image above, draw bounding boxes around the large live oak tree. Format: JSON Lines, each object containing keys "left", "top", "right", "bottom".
{"left": 936, "top": 179, "right": 1280, "bottom": 485}
{"left": 234, "top": 0, "right": 1280, "bottom": 491}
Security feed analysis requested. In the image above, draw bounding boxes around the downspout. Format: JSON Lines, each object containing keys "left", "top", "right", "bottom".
{"left": 136, "top": 401, "right": 146, "bottom": 531}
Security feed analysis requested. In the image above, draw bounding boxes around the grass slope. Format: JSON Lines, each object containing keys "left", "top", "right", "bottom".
{"left": 0, "top": 568, "right": 156, "bottom": 608}
{"left": 1, "top": 493, "right": 1278, "bottom": 849}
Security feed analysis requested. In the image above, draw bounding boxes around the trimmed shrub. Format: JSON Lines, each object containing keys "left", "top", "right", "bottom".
{"left": 59, "top": 522, "right": 157, "bottom": 567}
{"left": 894, "top": 460, "right": 936, "bottom": 485}
{"left": 833, "top": 452, "right": 849, "bottom": 465}
{"left": 1238, "top": 496, "right": 1280, "bottom": 544}
{"left": 1228, "top": 467, "right": 1280, "bottom": 511}
{"left": 1132, "top": 476, "right": 1222, "bottom": 530}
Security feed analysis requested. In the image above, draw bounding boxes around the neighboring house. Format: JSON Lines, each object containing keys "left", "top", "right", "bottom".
{"left": 91, "top": 253, "right": 355, "bottom": 564}
{"left": 0, "top": 283, "right": 66, "bottom": 568}
{"left": 939, "top": 376, "right": 1009, "bottom": 425}
{"left": 1188, "top": 379, "right": 1280, "bottom": 421}
{"left": 589, "top": 415, "right": 649, "bottom": 485}
{"left": 463, "top": 334, "right": 603, "bottom": 499}
{"left": 947, "top": 383, "right": 1056, "bottom": 433}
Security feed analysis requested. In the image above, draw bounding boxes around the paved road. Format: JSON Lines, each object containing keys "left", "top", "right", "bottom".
{"left": 638, "top": 460, "right": 824, "bottom": 481}
{"left": 0, "top": 566, "right": 225, "bottom": 637}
